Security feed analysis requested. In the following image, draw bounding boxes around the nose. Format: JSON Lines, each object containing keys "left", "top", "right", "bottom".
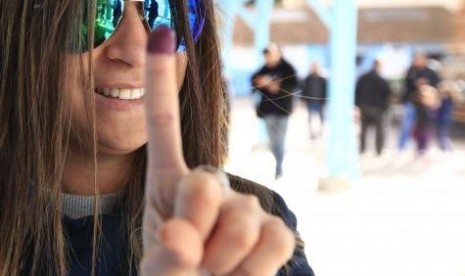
{"left": 102, "top": 3, "right": 148, "bottom": 68}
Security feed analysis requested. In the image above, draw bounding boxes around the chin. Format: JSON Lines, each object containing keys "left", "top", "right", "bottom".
{"left": 97, "top": 140, "right": 146, "bottom": 157}
{"left": 95, "top": 114, "right": 147, "bottom": 156}
{"left": 96, "top": 130, "right": 147, "bottom": 156}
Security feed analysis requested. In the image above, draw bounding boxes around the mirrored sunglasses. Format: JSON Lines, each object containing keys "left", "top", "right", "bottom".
{"left": 74, "top": 0, "right": 205, "bottom": 53}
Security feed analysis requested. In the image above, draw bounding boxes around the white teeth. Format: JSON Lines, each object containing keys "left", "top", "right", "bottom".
{"left": 131, "top": 89, "right": 141, "bottom": 100}
{"left": 111, "top": 88, "right": 119, "bottom": 97}
{"left": 96, "top": 87, "right": 145, "bottom": 100}
{"left": 118, "top": 89, "right": 131, "bottom": 100}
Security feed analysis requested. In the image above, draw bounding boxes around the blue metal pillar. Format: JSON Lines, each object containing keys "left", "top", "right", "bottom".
{"left": 252, "top": 0, "right": 274, "bottom": 145}
{"left": 215, "top": 0, "right": 245, "bottom": 78}
{"left": 216, "top": 0, "right": 273, "bottom": 144}
{"left": 217, "top": 0, "right": 273, "bottom": 73}
{"left": 307, "top": 0, "right": 359, "bottom": 183}
{"left": 327, "top": 0, "right": 359, "bottom": 180}
{"left": 216, "top": 0, "right": 273, "bottom": 75}
{"left": 254, "top": 0, "right": 273, "bottom": 55}
{"left": 306, "top": 0, "right": 330, "bottom": 27}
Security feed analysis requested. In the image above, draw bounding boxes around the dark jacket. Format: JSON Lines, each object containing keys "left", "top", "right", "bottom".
{"left": 403, "top": 66, "right": 440, "bottom": 103}
{"left": 252, "top": 59, "right": 298, "bottom": 117}
{"left": 301, "top": 73, "right": 327, "bottom": 105}
{"left": 23, "top": 176, "right": 314, "bottom": 276}
{"left": 355, "top": 70, "right": 391, "bottom": 110}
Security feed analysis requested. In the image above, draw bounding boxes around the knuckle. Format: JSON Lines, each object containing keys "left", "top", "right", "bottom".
{"left": 263, "top": 217, "right": 295, "bottom": 256}
{"left": 183, "top": 172, "right": 222, "bottom": 201}
{"left": 267, "top": 216, "right": 287, "bottom": 229}
{"left": 232, "top": 231, "right": 256, "bottom": 251}
{"left": 224, "top": 221, "right": 257, "bottom": 251}
{"left": 146, "top": 112, "right": 175, "bottom": 127}
{"left": 189, "top": 171, "right": 218, "bottom": 188}
{"left": 240, "top": 194, "right": 261, "bottom": 210}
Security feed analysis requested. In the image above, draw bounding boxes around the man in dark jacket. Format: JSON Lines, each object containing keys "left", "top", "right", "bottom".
{"left": 252, "top": 43, "right": 297, "bottom": 179}
{"left": 301, "top": 61, "right": 327, "bottom": 140}
{"left": 356, "top": 60, "right": 392, "bottom": 155}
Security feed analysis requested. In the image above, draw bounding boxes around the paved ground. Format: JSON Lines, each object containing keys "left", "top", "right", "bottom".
{"left": 225, "top": 97, "right": 465, "bottom": 276}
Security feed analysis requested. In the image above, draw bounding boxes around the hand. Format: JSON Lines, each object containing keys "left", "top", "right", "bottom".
{"left": 267, "top": 81, "right": 281, "bottom": 95}
{"left": 255, "top": 75, "right": 272, "bottom": 88}
{"left": 141, "top": 27, "right": 295, "bottom": 276}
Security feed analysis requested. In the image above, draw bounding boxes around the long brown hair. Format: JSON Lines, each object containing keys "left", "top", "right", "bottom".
{"left": 0, "top": 0, "right": 301, "bottom": 274}
{"left": 0, "top": 0, "right": 85, "bottom": 274}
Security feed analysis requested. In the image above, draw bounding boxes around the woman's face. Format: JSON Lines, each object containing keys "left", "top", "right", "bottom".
{"left": 69, "top": 1, "right": 188, "bottom": 156}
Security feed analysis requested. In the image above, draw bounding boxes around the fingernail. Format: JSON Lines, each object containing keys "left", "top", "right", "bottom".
{"left": 147, "top": 26, "right": 176, "bottom": 54}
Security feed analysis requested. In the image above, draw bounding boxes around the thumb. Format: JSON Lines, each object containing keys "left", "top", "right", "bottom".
{"left": 141, "top": 219, "right": 203, "bottom": 275}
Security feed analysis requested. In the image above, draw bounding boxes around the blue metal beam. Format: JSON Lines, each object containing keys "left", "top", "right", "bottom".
{"left": 238, "top": 6, "right": 256, "bottom": 30}
{"left": 305, "top": 0, "right": 331, "bottom": 28}
{"left": 216, "top": 0, "right": 246, "bottom": 77}
{"left": 216, "top": 0, "right": 273, "bottom": 72}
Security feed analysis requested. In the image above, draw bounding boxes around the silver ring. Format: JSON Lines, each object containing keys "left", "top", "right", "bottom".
{"left": 193, "top": 165, "right": 230, "bottom": 192}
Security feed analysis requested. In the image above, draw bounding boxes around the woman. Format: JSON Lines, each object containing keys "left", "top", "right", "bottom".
{"left": 413, "top": 79, "right": 440, "bottom": 155}
{"left": 0, "top": 0, "right": 313, "bottom": 275}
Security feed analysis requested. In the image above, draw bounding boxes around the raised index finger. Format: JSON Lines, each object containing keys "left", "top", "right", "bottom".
{"left": 145, "top": 27, "right": 188, "bottom": 185}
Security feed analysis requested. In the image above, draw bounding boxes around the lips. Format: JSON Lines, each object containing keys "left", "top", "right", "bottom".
{"left": 95, "top": 87, "right": 146, "bottom": 100}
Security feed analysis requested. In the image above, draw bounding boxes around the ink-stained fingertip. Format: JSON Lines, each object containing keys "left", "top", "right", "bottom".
{"left": 147, "top": 26, "right": 176, "bottom": 54}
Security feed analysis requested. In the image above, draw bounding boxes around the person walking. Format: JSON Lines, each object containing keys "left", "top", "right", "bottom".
{"left": 413, "top": 79, "right": 440, "bottom": 155}
{"left": 301, "top": 61, "right": 327, "bottom": 140}
{"left": 436, "top": 81, "right": 464, "bottom": 151}
{"left": 252, "top": 43, "right": 298, "bottom": 179}
{"left": 355, "top": 60, "right": 392, "bottom": 156}
{"left": 398, "top": 53, "right": 441, "bottom": 151}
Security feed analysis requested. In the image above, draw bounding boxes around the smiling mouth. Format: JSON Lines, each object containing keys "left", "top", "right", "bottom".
{"left": 95, "top": 87, "right": 146, "bottom": 100}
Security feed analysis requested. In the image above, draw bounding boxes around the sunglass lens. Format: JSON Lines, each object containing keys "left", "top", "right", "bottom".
{"left": 143, "top": 0, "right": 172, "bottom": 30}
{"left": 75, "top": 0, "right": 204, "bottom": 53}
{"left": 94, "top": 0, "right": 123, "bottom": 48}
